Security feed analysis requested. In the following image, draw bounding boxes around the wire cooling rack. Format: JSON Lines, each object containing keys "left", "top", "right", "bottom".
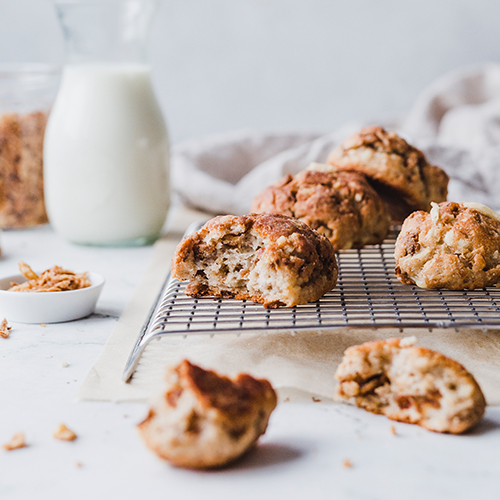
{"left": 123, "top": 223, "right": 500, "bottom": 381}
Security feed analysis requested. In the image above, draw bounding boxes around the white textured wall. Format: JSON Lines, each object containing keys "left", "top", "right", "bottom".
{"left": 1, "top": 0, "right": 499, "bottom": 142}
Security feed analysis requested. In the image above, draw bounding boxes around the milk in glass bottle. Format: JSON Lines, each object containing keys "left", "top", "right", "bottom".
{"left": 44, "top": 0, "right": 169, "bottom": 245}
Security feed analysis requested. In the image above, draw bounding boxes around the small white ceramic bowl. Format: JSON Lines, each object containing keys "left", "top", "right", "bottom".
{"left": 0, "top": 272, "right": 105, "bottom": 323}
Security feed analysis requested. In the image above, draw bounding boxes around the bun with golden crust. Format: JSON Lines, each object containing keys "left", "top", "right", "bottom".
{"left": 251, "top": 168, "right": 390, "bottom": 251}
{"left": 172, "top": 213, "right": 338, "bottom": 308}
{"left": 335, "top": 337, "right": 486, "bottom": 434}
{"left": 327, "top": 126, "right": 449, "bottom": 222}
{"left": 395, "top": 201, "right": 500, "bottom": 290}
{"left": 137, "top": 360, "right": 277, "bottom": 469}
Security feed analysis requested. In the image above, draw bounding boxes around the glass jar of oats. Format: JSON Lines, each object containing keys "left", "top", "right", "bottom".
{"left": 0, "top": 64, "right": 60, "bottom": 228}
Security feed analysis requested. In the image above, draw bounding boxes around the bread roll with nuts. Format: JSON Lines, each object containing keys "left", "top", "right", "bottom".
{"left": 138, "top": 360, "right": 277, "bottom": 469}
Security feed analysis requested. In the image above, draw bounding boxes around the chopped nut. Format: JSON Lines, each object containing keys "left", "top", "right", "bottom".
{"left": 53, "top": 424, "right": 77, "bottom": 441}
{"left": 0, "top": 319, "right": 11, "bottom": 339}
{"left": 3, "top": 432, "right": 27, "bottom": 451}
{"left": 19, "top": 261, "right": 38, "bottom": 280}
{"left": 307, "top": 162, "right": 338, "bottom": 173}
{"left": 463, "top": 202, "right": 500, "bottom": 223}
{"left": 430, "top": 202, "right": 440, "bottom": 223}
{"left": 400, "top": 336, "right": 417, "bottom": 348}
{"left": 340, "top": 380, "right": 360, "bottom": 397}
{"left": 9, "top": 261, "right": 91, "bottom": 292}
{"left": 342, "top": 459, "right": 353, "bottom": 468}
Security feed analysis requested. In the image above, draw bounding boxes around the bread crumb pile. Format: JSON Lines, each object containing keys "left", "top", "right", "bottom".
{"left": 9, "top": 261, "right": 91, "bottom": 293}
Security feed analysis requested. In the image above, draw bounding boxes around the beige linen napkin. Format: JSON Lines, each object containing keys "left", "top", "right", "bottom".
{"left": 173, "top": 64, "right": 500, "bottom": 215}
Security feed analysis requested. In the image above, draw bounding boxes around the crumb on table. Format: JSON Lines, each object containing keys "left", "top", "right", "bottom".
{"left": 0, "top": 319, "right": 11, "bottom": 339}
{"left": 53, "top": 424, "right": 77, "bottom": 441}
{"left": 3, "top": 432, "right": 27, "bottom": 451}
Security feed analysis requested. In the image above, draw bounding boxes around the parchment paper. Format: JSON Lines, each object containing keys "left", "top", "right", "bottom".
{"left": 80, "top": 203, "right": 500, "bottom": 405}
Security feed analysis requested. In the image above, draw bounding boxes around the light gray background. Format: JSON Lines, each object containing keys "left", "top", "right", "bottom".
{"left": 1, "top": 0, "right": 499, "bottom": 143}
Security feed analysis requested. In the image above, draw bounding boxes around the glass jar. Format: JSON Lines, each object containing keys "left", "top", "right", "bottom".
{"left": 0, "top": 64, "right": 60, "bottom": 229}
{"left": 44, "top": 0, "right": 170, "bottom": 246}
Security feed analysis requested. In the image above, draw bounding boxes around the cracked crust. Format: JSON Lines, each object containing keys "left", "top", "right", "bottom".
{"left": 250, "top": 169, "right": 390, "bottom": 251}
{"left": 395, "top": 202, "right": 500, "bottom": 289}
{"left": 327, "top": 126, "right": 449, "bottom": 221}
{"left": 335, "top": 338, "right": 486, "bottom": 434}
{"left": 172, "top": 213, "right": 338, "bottom": 308}
{"left": 137, "top": 360, "right": 277, "bottom": 469}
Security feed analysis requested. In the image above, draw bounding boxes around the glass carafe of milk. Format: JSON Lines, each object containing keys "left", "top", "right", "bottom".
{"left": 44, "top": 0, "right": 169, "bottom": 246}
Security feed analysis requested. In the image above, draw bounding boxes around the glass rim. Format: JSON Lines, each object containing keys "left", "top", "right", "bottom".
{"left": 50, "top": 0, "right": 159, "bottom": 4}
{"left": 0, "top": 63, "right": 61, "bottom": 78}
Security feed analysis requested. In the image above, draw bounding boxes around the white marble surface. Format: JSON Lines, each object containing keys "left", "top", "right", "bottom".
{"left": 1, "top": 224, "right": 500, "bottom": 500}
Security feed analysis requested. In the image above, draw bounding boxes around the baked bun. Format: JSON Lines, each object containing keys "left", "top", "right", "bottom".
{"left": 335, "top": 337, "right": 486, "bottom": 434}
{"left": 172, "top": 213, "right": 338, "bottom": 308}
{"left": 395, "top": 201, "right": 500, "bottom": 290}
{"left": 327, "top": 126, "right": 449, "bottom": 221}
{"left": 137, "top": 360, "right": 277, "bottom": 469}
{"left": 251, "top": 167, "right": 390, "bottom": 251}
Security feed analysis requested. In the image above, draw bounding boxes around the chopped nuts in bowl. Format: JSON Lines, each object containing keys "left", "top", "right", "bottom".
{"left": 9, "top": 261, "right": 91, "bottom": 292}
{"left": 0, "top": 261, "right": 104, "bottom": 323}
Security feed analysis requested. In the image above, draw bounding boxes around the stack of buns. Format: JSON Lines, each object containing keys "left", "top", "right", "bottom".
{"left": 173, "top": 125, "right": 500, "bottom": 301}
{"left": 252, "top": 125, "right": 449, "bottom": 248}
{"left": 143, "top": 130, "right": 489, "bottom": 470}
